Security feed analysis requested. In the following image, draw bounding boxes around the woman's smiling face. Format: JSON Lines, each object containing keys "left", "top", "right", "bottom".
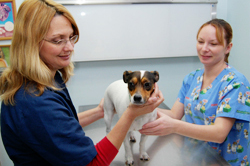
{"left": 196, "top": 24, "right": 231, "bottom": 67}
{"left": 39, "top": 15, "right": 75, "bottom": 75}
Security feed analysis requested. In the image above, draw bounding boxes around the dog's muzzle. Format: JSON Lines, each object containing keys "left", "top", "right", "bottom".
{"left": 131, "top": 94, "right": 145, "bottom": 105}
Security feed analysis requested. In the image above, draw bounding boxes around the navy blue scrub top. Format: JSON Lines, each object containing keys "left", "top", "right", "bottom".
{"left": 1, "top": 72, "right": 97, "bottom": 166}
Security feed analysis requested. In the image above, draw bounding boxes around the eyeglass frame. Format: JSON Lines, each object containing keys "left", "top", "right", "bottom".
{"left": 43, "top": 35, "right": 78, "bottom": 47}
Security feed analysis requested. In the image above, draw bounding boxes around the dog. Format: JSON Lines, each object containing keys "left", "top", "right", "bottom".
{"left": 104, "top": 70, "right": 159, "bottom": 165}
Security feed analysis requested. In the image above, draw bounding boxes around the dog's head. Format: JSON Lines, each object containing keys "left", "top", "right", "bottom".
{"left": 123, "top": 70, "right": 159, "bottom": 105}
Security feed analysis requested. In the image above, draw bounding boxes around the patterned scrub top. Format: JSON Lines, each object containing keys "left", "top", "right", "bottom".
{"left": 177, "top": 65, "right": 250, "bottom": 166}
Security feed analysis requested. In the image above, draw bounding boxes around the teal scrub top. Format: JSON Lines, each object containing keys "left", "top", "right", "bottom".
{"left": 177, "top": 65, "right": 250, "bottom": 166}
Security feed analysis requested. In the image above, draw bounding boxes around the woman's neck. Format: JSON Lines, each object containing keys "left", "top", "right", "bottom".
{"left": 203, "top": 61, "right": 227, "bottom": 78}
{"left": 202, "top": 61, "right": 227, "bottom": 89}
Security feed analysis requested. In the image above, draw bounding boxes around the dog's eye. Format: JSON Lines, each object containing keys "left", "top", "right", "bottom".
{"left": 128, "top": 82, "right": 135, "bottom": 90}
{"left": 129, "top": 82, "right": 134, "bottom": 86}
{"left": 144, "top": 82, "right": 151, "bottom": 91}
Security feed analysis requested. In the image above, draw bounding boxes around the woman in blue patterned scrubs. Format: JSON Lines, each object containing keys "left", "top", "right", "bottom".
{"left": 140, "top": 19, "right": 250, "bottom": 166}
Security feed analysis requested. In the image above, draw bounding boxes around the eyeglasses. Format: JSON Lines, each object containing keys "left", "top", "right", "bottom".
{"left": 43, "top": 35, "right": 78, "bottom": 47}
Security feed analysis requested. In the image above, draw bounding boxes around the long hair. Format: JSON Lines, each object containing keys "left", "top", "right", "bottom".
{"left": 0, "top": 0, "right": 79, "bottom": 105}
{"left": 196, "top": 19, "right": 233, "bottom": 63}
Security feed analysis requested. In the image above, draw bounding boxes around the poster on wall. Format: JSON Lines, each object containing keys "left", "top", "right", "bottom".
{"left": 0, "top": 44, "right": 10, "bottom": 68}
{"left": 0, "top": 0, "right": 16, "bottom": 40}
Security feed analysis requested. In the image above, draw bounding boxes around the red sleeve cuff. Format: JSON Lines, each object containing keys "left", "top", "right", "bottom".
{"left": 95, "top": 136, "right": 118, "bottom": 164}
{"left": 87, "top": 136, "right": 118, "bottom": 166}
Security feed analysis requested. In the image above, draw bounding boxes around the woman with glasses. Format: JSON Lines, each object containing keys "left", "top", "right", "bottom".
{"left": 0, "top": 0, "right": 163, "bottom": 165}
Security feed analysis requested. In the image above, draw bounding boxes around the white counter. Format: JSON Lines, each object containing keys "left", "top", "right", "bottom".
{"left": 84, "top": 123, "right": 229, "bottom": 166}
{"left": 81, "top": 104, "right": 230, "bottom": 166}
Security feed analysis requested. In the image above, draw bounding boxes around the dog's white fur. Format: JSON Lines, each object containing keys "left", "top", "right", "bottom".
{"left": 104, "top": 71, "right": 157, "bottom": 165}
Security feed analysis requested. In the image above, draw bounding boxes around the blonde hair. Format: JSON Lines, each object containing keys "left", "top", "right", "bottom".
{"left": 0, "top": 0, "right": 79, "bottom": 105}
{"left": 197, "top": 19, "right": 233, "bottom": 63}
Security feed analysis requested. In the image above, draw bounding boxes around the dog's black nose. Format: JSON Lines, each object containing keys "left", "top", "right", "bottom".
{"left": 134, "top": 95, "right": 142, "bottom": 102}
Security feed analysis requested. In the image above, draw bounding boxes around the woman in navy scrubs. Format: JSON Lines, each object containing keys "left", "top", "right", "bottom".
{"left": 0, "top": 0, "right": 163, "bottom": 165}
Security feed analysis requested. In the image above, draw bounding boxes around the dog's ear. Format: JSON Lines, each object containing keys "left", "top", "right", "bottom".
{"left": 123, "top": 70, "right": 132, "bottom": 83}
{"left": 150, "top": 71, "right": 159, "bottom": 82}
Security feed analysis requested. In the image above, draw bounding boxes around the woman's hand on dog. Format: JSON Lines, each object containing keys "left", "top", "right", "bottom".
{"left": 139, "top": 111, "right": 175, "bottom": 136}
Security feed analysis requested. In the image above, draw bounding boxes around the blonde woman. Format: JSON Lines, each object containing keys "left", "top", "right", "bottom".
{"left": 0, "top": 0, "right": 163, "bottom": 165}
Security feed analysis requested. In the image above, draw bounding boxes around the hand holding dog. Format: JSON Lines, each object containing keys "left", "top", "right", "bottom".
{"left": 139, "top": 110, "right": 175, "bottom": 136}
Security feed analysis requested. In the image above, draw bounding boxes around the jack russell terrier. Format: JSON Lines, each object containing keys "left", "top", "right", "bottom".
{"left": 104, "top": 70, "right": 159, "bottom": 165}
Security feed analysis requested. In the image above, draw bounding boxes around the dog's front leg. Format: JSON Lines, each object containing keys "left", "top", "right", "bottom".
{"left": 139, "top": 134, "right": 150, "bottom": 161}
{"left": 124, "top": 131, "right": 134, "bottom": 166}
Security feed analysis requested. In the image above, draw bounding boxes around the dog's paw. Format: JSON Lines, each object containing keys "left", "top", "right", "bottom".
{"left": 129, "top": 135, "right": 136, "bottom": 143}
{"left": 140, "top": 152, "right": 150, "bottom": 161}
{"left": 125, "top": 159, "right": 134, "bottom": 166}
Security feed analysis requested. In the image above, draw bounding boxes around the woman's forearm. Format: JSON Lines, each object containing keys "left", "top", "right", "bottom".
{"left": 173, "top": 117, "right": 235, "bottom": 143}
{"left": 77, "top": 106, "right": 104, "bottom": 128}
{"left": 158, "top": 100, "right": 185, "bottom": 120}
{"left": 106, "top": 109, "right": 135, "bottom": 150}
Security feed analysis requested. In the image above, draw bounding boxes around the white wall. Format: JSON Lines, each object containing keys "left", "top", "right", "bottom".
{"left": 69, "top": 56, "right": 202, "bottom": 109}
{"left": 227, "top": 1, "right": 250, "bottom": 81}
{"left": 1, "top": 0, "right": 250, "bottom": 165}
{"left": 69, "top": 0, "right": 233, "bottom": 111}
{"left": 216, "top": 0, "right": 250, "bottom": 82}
{"left": 217, "top": 0, "right": 228, "bottom": 20}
